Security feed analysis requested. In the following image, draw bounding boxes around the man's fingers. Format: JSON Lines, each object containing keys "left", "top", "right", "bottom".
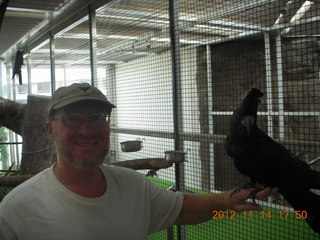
{"left": 255, "top": 187, "right": 278, "bottom": 199}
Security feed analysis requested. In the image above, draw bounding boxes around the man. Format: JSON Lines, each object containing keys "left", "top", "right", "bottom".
{"left": 0, "top": 83, "right": 276, "bottom": 239}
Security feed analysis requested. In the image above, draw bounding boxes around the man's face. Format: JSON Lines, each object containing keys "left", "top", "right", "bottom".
{"left": 46, "top": 102, "right": 111, "bottom": 169}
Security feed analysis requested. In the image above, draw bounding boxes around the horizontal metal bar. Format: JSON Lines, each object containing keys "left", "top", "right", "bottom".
{"left": 180, "top": 132, "right": 226, "bottom": 144}
{"left": 111, "top": 128, "right": 225, "bottom": 143}
{"left": 6, "top": 7, "right": 50, "bottom": 14}
{"left": 0, "top": 170, "right": 17, "bottom": 173}
{"left": 211, "top": 111, "right": 320, "bottom": 116}
{"left": 108, "top": 128, "right": 213, "bottom": 144}
{"left": 0, "top": 142, "right": 23, "bottom": 145}
{"left": 111, "top": 127, "right": 174, "bottom": 139}
{"left": 111, "top": 127, "right": 320, "bottom": 147}
{"left": 309, "top": 157, "right": 320, "bottom": 165}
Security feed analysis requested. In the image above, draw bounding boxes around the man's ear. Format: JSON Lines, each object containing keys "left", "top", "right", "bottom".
{"left": 45, "top": 121, "right": 55, "bottom": 141}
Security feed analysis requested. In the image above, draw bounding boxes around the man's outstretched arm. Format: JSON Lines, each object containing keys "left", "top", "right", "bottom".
{"left": 175, "top": 187, "right": 277, "bottom": 225}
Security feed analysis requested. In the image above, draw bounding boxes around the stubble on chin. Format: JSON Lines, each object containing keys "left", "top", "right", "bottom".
{"left": 56, "top": 144, "right": 108, "bottom": 170}
{"left": 72, "top": 156, "right": 106, "bottom": 169}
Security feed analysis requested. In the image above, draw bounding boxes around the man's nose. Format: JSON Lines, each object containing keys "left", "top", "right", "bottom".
{"left": 78, "top": 119, "right": 95, "bottom": 135}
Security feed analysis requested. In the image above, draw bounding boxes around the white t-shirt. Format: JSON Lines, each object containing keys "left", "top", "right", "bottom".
{"left": 0, "top": 164, "right": 184, "bottom": 240}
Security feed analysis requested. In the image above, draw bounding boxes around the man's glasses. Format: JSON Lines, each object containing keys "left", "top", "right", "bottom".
{"left": 57, "top": 112, "right": 110, "bottom": 128}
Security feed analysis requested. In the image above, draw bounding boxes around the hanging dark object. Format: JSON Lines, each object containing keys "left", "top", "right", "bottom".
{"left": 12, "top": 50, "right": 24, "bottom": 85}
{"left": 0, "top": 0, "right": 10, "bottom": 30}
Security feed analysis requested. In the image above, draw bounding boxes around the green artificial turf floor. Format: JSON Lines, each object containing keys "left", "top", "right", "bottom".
{"left": 147, "top": 177, "right": 319, "bottom": 240}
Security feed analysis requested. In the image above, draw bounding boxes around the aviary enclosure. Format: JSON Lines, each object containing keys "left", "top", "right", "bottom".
{"left": 1, "top": 0, "right": 320, "bottom": 239}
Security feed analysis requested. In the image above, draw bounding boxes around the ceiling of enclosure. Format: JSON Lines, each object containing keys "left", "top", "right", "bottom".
{"left": 0, "top": 0, "right": 319, "bottom": 65}
{"left": 0, "top": 0, "right": 67, "bottom": 60}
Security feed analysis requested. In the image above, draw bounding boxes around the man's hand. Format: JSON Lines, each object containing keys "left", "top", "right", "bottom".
{"left": 223, "top": 187, "right": 278, "bottom": 212}
{"left": 175, "top": 187, "right": 278, "bottom": 225}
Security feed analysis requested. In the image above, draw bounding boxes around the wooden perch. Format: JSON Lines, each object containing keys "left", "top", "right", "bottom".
{"left": 0, "top": 158, "right": 173, "bottom": 187}
{"left": 111, "top": 158, "right": 172, "bottom": 170}
{"left": 0, "top": 175, "right": 33, "bottom": 187}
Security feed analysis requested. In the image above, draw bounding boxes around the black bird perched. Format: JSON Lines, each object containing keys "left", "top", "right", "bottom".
{"left": 12, "top": 50, "right": 24, "bottom": 85}
{"left": 225, "top": 88, "right": 320, "bottom": 233}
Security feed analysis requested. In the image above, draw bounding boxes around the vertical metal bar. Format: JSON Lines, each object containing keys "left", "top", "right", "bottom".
{"left": 88, "top": 4, "right": 98, "bottom": 86}
{"left": 169, "top": 0, "right": 183, "bottom": 190}
{"left": 7, "top": 61, "right": 20, "bottom": 167}
{"left": 26, "top": 52, "right": 32, "bottom": 95}
{"left": 11, "top": 59, "right": 17, "bottom": 101}
{"left": 0, "top": 61, "right": 5, "bottom": 169}
{"left": 49, "top": 31, "right": 56, "bottom": 93}
{"left": 0, "top": 60, "right": 3, "bottom": 97}
{"left": 169, "top": 0, "right": 186, "bottom": 239}
{"left": 5, "top": 64, "right": 12, "bottom": 99}
{"left": 264, "top": 32, "right": 273, "bottom": 138}
{"left": 106, "top": 65, "right": 118, "bottom": 163}
{"left": 106, "top": 65, "right": 116, "bottom": 107}
{"left": 206, "top": 44, "right": 214, "bottom": 191}
{"left": 63, "top": 67, "right": 67, "bottom": 86}
{"left": 166, "top": 226, "right": 174, "bottom": 240}
{"left": 5, "top": 64, "right": 16, "bottom": 167}
{"left": 275, "top": 34, "right": 285, "bottom": 140}
{"left": 14, "top": 134, "right": 20, "bottom": 169}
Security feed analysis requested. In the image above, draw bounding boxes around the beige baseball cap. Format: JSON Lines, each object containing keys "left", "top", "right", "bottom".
{"left": 48, "top": 83, "right": 116, "bottom": 115}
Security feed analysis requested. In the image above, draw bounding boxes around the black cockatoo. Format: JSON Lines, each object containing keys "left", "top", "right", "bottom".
{"left": 12, "top": 50, "right": 24, "bottom": 85}
{"left": 225, "top": 88, "right": 320, "bottom": 233}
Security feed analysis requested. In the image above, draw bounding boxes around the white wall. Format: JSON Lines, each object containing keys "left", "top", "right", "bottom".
{"left": 113, "top": 47, "right": 214, "bottom": 191}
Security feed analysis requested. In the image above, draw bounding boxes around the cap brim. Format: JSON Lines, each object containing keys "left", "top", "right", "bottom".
{"left": 52, "top": 96, "right": 116, "bottom": 110}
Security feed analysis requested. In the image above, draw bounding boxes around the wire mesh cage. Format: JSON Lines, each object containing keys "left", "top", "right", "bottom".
{"left": 11, "top": 0, "right": 320, "bottom": 239}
